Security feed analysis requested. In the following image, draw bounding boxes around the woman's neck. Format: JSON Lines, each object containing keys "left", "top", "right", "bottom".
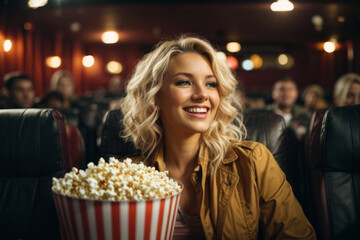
{"left": 162, "top": 130, "right": 201, "bottom": 177}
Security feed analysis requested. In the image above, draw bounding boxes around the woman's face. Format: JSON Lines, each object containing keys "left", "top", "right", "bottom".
{"left": 344, "top": 82, "right": 360, "bottom": 106}
{"left": 57, "top": 76, "right": 74, "bottom": 98}
{"left": 157, "top": 53, "right": 220, "bottom": 136}
{"left": 304, "top": 91, "right": 319, "bottom": 110}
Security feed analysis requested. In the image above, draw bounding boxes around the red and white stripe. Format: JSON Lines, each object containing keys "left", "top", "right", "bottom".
{"left": 53, "top": 192, "right": 181, "bottom": 240}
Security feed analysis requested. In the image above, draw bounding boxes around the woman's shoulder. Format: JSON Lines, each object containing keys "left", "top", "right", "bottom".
{"left": 230, "top": 140, "right": 275, "bottom": 167}
{"left": 232, "top": 140, "right": 269, "bottom": 154}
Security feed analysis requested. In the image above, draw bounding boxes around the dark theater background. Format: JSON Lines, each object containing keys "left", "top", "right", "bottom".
{"left": 1, "top": 0, "right": 359, "bottom": 98}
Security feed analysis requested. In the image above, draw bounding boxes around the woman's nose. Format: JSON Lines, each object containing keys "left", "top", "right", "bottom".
{"left": 191, "top": 85, "right": 209, "bottom": 102}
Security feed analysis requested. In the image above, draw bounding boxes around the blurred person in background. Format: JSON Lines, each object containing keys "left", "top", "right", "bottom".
{"left": 35, "top": 91, "right": 64, "bottom": 110}
{"left": 301, "top": 84, "right": 328, "bottom": 113}
{"left": 50, "top": 70, "right": 77, "bottom": 110}
{"left": 266, "top": 76, "right": 310, "bottom": 140}
{"left": 333, "top": 72, "right": 360, "bottom": 107}
{"left": 50, "top": 70, "right": 79, "bottom": 126}
{"left": 1, "top": 72, "right": 35, "bottom": 109}
{"left": 106, "top": 76, "right": 126, "bottom": 110}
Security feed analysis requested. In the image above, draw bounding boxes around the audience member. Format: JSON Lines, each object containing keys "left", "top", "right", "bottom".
{"left": 1, "top": 72, "right": 35, "bottom": 109}
{"left": 120, "top": 36, "right": 315, "bottom": 239}
{"left": 266, "top": 76, "right": 310, "bottom": 139}
{"left": 301, "top": 84, "right": 328, "bottom": 113}
{"left": 333, "top": 72, "right": 360, "bottom": 107}
{"left": 50, "top": 70, "right": 77, "bottom": 110}
{"left": 36, "top": 91, "right": 64, "bottom": 110}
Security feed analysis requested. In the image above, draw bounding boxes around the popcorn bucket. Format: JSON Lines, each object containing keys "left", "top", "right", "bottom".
{"left": 53, "top": 190, "right": 182, "bottom": 240}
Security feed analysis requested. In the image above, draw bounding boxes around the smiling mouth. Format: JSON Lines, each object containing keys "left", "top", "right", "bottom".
{"left": 183, "top": 107, "right": 209, "bottom": 114}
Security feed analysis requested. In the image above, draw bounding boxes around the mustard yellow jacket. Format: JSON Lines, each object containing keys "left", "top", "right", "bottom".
{"left": 134, "top": 140, "right": 316, "bottom": 239}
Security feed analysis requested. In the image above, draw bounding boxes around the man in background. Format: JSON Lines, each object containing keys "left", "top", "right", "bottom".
{"left": 1, "top": 72, "right": 35, "bottom": 109}
{"left": 266, "top": 76, "right": 310, "bottom": 139}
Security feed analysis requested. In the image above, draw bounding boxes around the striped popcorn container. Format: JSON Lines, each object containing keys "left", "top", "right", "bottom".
{"left": 53, "top": 190, "right": 182, "bottom": 240}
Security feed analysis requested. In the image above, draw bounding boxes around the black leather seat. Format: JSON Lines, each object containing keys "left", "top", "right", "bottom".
{"left": 308, "top": 105, "right": 360, "bottom": 240}
{"left": 243, "top": 112, "right": 288, "bottom": 172}
{"left": 0, "top": 109, "right": 72, "bottom": 239}
{"left": 100, "top": 109, "right": 140, "bottom": 161}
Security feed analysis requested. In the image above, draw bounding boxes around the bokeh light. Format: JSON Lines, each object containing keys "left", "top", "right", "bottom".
{"left": 324, "top": 42, "right": 336, "bottom": 53}
{"left": 46, "top": 56, "right": 61, "bottom": 68}
{"left": 4, "top": 40, "right": 12, "bottom": 52}
{"left": 226, "top": 56, "right": 239, "bottom": 69}
{"left": 101, "top": 31, "right": 119, "bottom": 44}
{"left": 242, "top": 59, "right": 254, "bottom": 71}
{"left": 106, "top": 61, "right": 123, "bottom": 74}
{"left": 250, "top": 54, "right": 263, "bottom": 69}
{"left": 226, "top": 42, "right": 241, "bottom": 53}
{"left": 82, "top": 55, "right": 95, "bottom": 67}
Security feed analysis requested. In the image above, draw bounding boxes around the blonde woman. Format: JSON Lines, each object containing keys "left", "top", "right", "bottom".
{"left": 333, "top": 73, "right": 360, "bottom": 107}
{"left": 120, "top": 36, "right": 315, "bottom": 239}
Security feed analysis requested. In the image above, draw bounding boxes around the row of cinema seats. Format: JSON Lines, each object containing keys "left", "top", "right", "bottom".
{"left": 0, "top": 106, "right": 359, "bottom": 239}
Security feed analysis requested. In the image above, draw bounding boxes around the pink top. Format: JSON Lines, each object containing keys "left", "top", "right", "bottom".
{"left": 172, "top": 206, "right": 206, "bottom": 240}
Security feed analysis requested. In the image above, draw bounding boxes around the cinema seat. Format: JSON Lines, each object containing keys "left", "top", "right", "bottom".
{"left": 308, "top": 105, "right": 360, "bottom": 240}
{"left": 0, "top": 109, "right": 71, "bottom": 239}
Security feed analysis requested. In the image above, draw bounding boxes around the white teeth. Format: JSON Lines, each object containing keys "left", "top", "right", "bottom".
{"left": 185, "top": 107, "right": 207, "bottom": 113}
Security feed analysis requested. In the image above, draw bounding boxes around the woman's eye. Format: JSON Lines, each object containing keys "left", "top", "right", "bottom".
{"left": 175, "top": 80, "right": 191, "bottom": 86}
{"left": 206, "top": 82, "right": 218, "bottom": 88}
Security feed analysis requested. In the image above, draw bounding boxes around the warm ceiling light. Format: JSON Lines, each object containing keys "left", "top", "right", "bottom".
{"left": 82, "top": 55, "right": 95, "bottom": 67}
{"left": 226, "top": 42, "right": 241, "bottom": 53}
{"left": 4, "top": 40, "right": 12, "bottom": 52}
{"left": 28, "top": 0, "right": 48, "bottom": 9}
{"left": 242, "top": 59, "right": 254, "bottom": 71}
{"left": 270, "top": 0, "right": 294, "bottom": 12}
{"left": 324, "top": 42, "right": 336, "bottom": 53}
{"left": 250, "top": 54, "right": 263, "bottom": 69}
{"left": 46, "top": 56, "right": 61, "bottom": 68}
{"left": 101, "top": 31, "right": 119, "bottom": 44}
{"left": 278, "top": 54, "right": 289, "bottom": 65}
{"left": 106, "top": 61, "right": 123, "bottom": 74}
{"left": 226, "top": 56, "right": 239, "bottom": 70}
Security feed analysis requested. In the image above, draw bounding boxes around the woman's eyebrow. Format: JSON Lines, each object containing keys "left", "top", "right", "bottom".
{"left": 171, "top": 72, "right": 193, "bottom": 78}
{"left": 171, "top": 72, "right": 216, "bottom": 79}
{"left": 205, "top": 75, "right": 216, "bottom": 79}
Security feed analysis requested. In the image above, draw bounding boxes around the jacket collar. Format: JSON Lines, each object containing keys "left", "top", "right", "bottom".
{"left": 222, "top": 145, "right": 238, "bottom": 164}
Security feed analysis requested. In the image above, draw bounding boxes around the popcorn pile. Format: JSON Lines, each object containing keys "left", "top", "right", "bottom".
{"left": 52, "top": 158, "right": 182, "bottom": 201}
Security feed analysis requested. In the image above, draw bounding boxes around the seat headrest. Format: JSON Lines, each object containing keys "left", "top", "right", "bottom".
{"left": 0, "top": 109, "right": 69, "bottom": 176}
{"left": 321, "top": 105, "right": 360, "bottom": 172}
{"left": 100, "top": 109, "right": 140, "bottom": 160}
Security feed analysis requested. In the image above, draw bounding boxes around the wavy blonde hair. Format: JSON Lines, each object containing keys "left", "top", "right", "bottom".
{"left": 120, "top": 35, "right": 246, "bottom": 172}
